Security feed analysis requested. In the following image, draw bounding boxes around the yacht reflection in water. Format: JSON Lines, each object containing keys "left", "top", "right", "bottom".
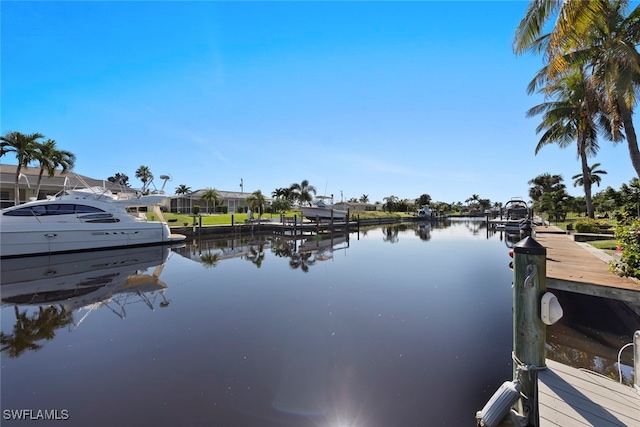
{"left": 0, "top": 245, "right": 178, "bottom": 358}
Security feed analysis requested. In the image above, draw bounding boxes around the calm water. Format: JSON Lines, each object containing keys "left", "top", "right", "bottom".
{"left": 1, "top": 219, "right": 636, "bottom": 426}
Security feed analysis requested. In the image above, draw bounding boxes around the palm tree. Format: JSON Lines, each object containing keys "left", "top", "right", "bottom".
{"left": 135, "top": 165, "right": 153, "bottom": 193}
{"left": 174, "top": 184, "right": 191, "bottom": 214}
{"left": 515, "top": 1, "right": 640, "bottom": 181}
{"left": 578, "top": 2, "right": 640, "bottom": 181}
{"left": 539, "top": 188, "right": 570, "bottom": 223}
{"left": 175, "top": 184, "right": 191, "bottom": 195}
{"left": 0, "top": 131, "right": 45, "bottom": 205}
{"left": 417, "top": 194, "right": 432, "bottom": 207}
{"left": 33, "top": 139, "right": 76, "bottom": 198}
{"left": 528, "top": 173, "right": 565, "bottom": 203}
{"left": 107, "top": 173, "right": 130, "bottom": 186}
{"left": 290, "top": 180, "right": 317, "bottom": 206}
{"left": 514, "top": 1, "right": 601, "bottom": 60}
{"left": 383, "top": 195, "right": 398, "bottom": 212}
{"left": 465, "top": 194, "right": 481, "bottom": 211}
{"left": 359, "top": 194, "right": 370, "bottom": 203}
{"left": 572, "top": 163, "right": 608, "bottom": 188}
{"left": 272, "top": 187, "right": 294, "bottom": 201}
{"left": 246, "top": 190, "right": 267, "bottom": 219}
{"left": 201, "top": 187, "right": 221, "bottom": 214}
{"left": 526, "top": 67, "right": 607, "bottom": 218}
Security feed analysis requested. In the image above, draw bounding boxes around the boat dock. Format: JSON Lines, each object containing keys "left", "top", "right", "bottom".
{"left": 483, "top": 229, "right": 640, "bottom": 427}
{"left": 535, "top": 228, "right": 640, "bottom": 425}
{"left": 534, "top": 226, "right": 640, "bottom": 303}
{"left": 539, "top": 359, "right": 639, "bottom": 427}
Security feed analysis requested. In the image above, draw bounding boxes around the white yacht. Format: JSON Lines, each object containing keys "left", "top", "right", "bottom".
{"left": 417, "top": 205, "right": 432, "bottom": 218}
{"left": 0, "top": 183, "right": 185, "bottom": 258}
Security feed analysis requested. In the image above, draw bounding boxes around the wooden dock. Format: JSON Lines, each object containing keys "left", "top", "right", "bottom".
{"left": 534, "top": 228, "right": 640, "bottom": 303}
{"left": 539, "top": 359, "right": 640, "bottom": 427}
{"left": 490, "top": 229, "right": 639, "bottom": 427}
{"left": 534, "top": 229, "right": 640, "bottom": 425}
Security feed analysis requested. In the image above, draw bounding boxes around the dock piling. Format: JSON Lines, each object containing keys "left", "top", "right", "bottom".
{"left": 512, "top": 236, "right": 547, "bottom": 426}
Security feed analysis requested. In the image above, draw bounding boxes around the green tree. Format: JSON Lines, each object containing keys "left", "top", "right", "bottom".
{"left": 174, "top": 184, "right": 192, "bottom": 214}
{"left": 272, "top": 187, "right": 294, "bottom": 201}
{"left": 528, "top": 173, "right": 565, "bottom": 202}
{"left": 539, "top": 189, "right": 571, "bottom": 223}
{"left": 271, "top": 197, "right": 292, "bottom": 214}
{"left": 201, "top": 187, "right": 221, "bottom": 214}
{"left": 107, "top": 173, "right": 130, "bottom": 186}
{"left": 290, "top": 180, "right": 317, "bottom": 206}
{"left": 359, "top": 194, "right": 370, "bottom": 203}
{"left": 417, "top": 193, "right": 432, "bottom": 207}
{"left": 135, "top": 165, "right": 154, "bottom": 193}
{"left": 174, "top": 184, "right": 191, "bottom": 195}
{"left": 246, "top": 190, "right": 267, "bottom": 219}
{"left": 383, "top": 195, "right": 398, "bottom": 212}
{"left": 465, "top": 194, "right": 481, "bottom": 210}
{"left": 33, "top": 139, "right": 76, "bottom": 198}
{"left": 0, "top": 131, "right": 45, "bottom": 205}
{"left": 515, "top": 1, "right": 640, "bottom": 183}
{"left": 526, "top": 67, "right": 606, "bottom": 218}
{"left": 575, "top": 1, "right": 640, "bottom": 182}
{"left": 572, "top": 163, "right": 608, "bottom": 188}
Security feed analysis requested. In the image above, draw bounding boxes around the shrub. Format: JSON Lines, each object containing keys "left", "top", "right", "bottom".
{"left": 574, "top": 218, "right": 604, "bottom": 233}
{"left": 610, "top": 219, "right": 640, "bottom": 279}
{"left": 192, "top": 205, "right": 200, "bottom": 215}
{"left": 216, "top": 205, "right": 228, "bottom": 214}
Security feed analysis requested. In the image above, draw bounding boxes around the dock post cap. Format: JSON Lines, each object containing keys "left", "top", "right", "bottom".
{"left": 513, "top": 236, "right": 546, "bottom": 255}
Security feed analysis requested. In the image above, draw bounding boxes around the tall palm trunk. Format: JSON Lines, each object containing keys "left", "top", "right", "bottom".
{"left": 14, "top": 167, "right": 22, "bottom": 205}
{"left": 618, "top": 94, "right": 640, "bottom": 181}
{"left": 35, "top": 168, "right": 46, "bottom": 199}
{"left": 579, "top": 137, "right": 594, "bottom": 218}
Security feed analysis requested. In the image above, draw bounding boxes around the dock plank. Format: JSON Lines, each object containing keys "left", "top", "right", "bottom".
{"left": 539, "top": 359, "right": 640, "bottom": 427}
{"left": 533, "top": 231, "right": 640, "bottom": 302}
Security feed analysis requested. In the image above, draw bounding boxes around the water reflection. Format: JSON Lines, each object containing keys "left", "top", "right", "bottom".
{"left": 0, "top": 245, "right": 175, "bottom": 358}
{"left": 546, "top": 289, "right": 640, "bottom": 385}
{"left": 2, "top": 219, "right": 635, "bottom": 426}
{"left": 177, "top": 233, "right": 349, "bottom": 273}
{"left": 415, "top": 222, "right": 432, "bottom": 240}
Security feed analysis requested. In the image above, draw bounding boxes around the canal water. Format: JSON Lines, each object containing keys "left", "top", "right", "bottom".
{"left": 1, "top": 219, "right": 636, "bottom": 426}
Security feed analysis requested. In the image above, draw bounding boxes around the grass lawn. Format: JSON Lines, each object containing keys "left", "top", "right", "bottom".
{"left": 145, "top": 209, "right": 414, "bottom": 225}
{"left": 549, "top": 212, "right": 617, "bottom": 231}
{"left": 585, "top": 239, "right": 619, "bottom": 250}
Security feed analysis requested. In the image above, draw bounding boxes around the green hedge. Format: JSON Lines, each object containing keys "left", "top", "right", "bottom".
{"left": 611, "top": 219, "right": 639, "bottom": 279}
{"left": 574, "top": 218, "right": 607, "bottom": 233}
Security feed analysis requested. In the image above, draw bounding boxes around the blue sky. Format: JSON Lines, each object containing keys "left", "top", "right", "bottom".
{"left": 1, "top": 1, "right": 634, "bottom": 205}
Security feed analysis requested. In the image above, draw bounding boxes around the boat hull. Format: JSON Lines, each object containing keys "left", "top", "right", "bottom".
{"left": 0, "top": 222, "right": 184, "bottom": 258}
{"left": 300, "top": 207, "right": 348, "bottom": 221}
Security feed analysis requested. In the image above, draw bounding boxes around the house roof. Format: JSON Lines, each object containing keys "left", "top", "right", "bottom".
{"left": 0, "top": 164, "right": 106, "bottom": 190}
{"left": 173, "top": 189, "right": 273, "bottom": 201}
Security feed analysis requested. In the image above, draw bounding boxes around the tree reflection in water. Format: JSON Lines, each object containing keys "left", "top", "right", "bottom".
{"left": 199, "top": 252, "right": 220, "bottom": 268}
{"left": 382, "top": 226, "right": 399, "bottom": 243}
{"left": 245, "top": 244, "right": 266, "bottom": 268}
{"left": 1, "top": 305, "right": 73, "bottom": 358}
{"left": 289, "top": 251, "right": 316, "bottom": 273}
